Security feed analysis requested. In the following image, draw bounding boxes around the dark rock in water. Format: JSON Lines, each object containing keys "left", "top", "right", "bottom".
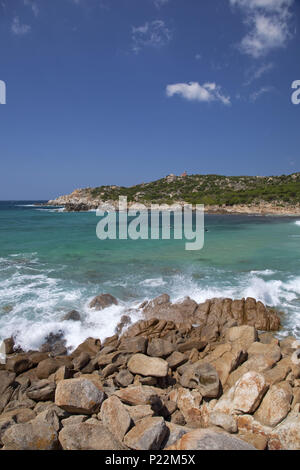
{"left": 64, "top": 203, "right": 89, "bottom": 212}
{"left": 3, "top": 337, "right": 15, "bottom": 355}
{"left": 71, "top": 337, "right": 101, "bottom": 358}
{"left": 62, "top": 310, "right": 81, "bottom": 322}
{"left": 40, "top": 331, "right": 67, "bottom": 357}
{"left": 115, "top": 315, "right": 131, "bottom": 335}
{"left": 89, "top": 293, "right": 118, "bottom": 311}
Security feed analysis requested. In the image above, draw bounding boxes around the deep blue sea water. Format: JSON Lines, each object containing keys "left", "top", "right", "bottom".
{"left": 1, "top": 201, "right": 300, "bottom": 350}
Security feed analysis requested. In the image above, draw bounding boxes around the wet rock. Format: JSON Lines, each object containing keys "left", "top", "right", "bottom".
{"left": 99, "top": 396, "right": 131, "bottom": 441}
{"left": 89, "top": 293, "right": 118, "bottom": 310}
{"left": 40, "top": 331, "right": 67, "bottom": 356}
{"left": 128, "top": 354, "right": 169, "bottom": 378}
{"left": 115, "top": 315, "right": 131, "bottom": 335}
{"left": 59, "top": 423, "right": 126, "bottom": 450}
{"left": 3, "top": 337, "right": 15, "bottom": 354}
{"left": 62, "top": 310, "right": 81, "bottom": 322}
{"left": 124, "top": 416, "right": 167, "bottom": 450}
{"left": 55, "top": 378, "right": 106, "bottom": 414}
{"left": 72, "top": 337, "right": 101, "bottom": 357}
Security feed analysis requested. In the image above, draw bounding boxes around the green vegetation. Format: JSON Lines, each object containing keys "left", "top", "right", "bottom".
{"left": 87, "top": 173, "right": 300, "bottom": 206}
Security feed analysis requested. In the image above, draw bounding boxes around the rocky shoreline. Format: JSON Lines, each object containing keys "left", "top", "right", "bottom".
{"left": 46, "top": 195, "right": 300, "bottom": 216}
{"left": 1, "top": 293, "right": 300, "bottom": 450}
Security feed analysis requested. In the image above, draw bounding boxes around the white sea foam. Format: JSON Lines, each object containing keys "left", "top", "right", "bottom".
{"left": 139, "top": 278, "right": 167, "bottom": 287}
{"left": 1, "top": 255, "right": 300, "bottom": 350}
{"left": 295, "top": 221, "right": 300, "bottom": 226}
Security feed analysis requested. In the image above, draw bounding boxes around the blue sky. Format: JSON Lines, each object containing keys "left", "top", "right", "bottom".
{"left": 0, "top": 0, "right": 299, "bottom": 199}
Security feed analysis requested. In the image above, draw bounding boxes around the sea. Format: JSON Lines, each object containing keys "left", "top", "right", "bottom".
{"left": 0, "top": 200, "right": 300, "bottom": 351}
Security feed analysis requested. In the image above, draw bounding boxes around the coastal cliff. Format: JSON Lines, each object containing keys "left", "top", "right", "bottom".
{"left": 47, "top": 172, "right": 300, "bottom": 215}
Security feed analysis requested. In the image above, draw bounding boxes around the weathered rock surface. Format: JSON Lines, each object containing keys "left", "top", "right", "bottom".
{"left": 166, "top": 428, "right": 256, "bottom": 450}
{"left": 55, "top": 378, "right": 105, "bottom": 414}
{"left": 179, "top": 362, "right": 220, "bottom": 398}
{"left": 59, "top": 423, "right": 126, "bottom": 450}
{"left": 2, "top": 420, "right": 59, "bottom": 450}
{"left": 128, "top": 354, "right": 169, "bottom": 378}
{"left": 100, "top": 396, "right": 131, "bottom": 441}
{"left": 124, "top": 416, "right": 167, "bottom": 450}
{"left": 254, "top": 382, "right": 293, "bottom": 427}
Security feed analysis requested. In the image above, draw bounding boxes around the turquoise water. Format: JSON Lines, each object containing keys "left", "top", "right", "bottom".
{"left": 1, "top": 201, "right": 300, "bottom": 350}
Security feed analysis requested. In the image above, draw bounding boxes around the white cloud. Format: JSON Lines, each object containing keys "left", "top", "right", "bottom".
{"left": 244, "top": 62, "right": 274, "bottom": 85}
{"left": 154, "top": 0, "right": 169, "bottom": 8}
{"left": 11, "top": 16, "right": 31, "bottom": 35}
{"left": 132, "top": 20, "right": 172, "bottom": 53}
{"left": 24, "top": 0, "right": 39, "bottom": 17}
{"left": 230, "top": 0, "right": 295, "bottom": 57}
{"left": 250, "top": 85, "right": 275, "bottom": 101}
{"left": 166, "top": 81, "right": 231, "bottom": 106}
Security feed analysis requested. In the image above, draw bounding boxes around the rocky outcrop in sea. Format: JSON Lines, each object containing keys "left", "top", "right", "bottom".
{"left": 0, "top": 294, "right": 299, "bottom": 451}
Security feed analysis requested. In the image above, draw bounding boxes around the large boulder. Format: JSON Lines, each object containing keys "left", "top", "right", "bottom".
{"left": 127, "top": 354, "right": 169, "bottom": 378}
{"left": 268, "top": 413, "right": 300, "bottom": 450}
{"left": 179, "top": 362, "right": 220, "bottom": 398}
{"left": 89, "top": 294, "right": 118, "bottom": 310}
{"left": 254, "top": 382, "right": 293, "bottom": 427}
{"left": 232, "top": 371, "right": 268, "bottom": 414}
{"left": 143, "top": 296, "right": 198, "bottom": 324}
{"left": 99, "top": 396, "right": 131, "bottom": 442}
{"left": 55, "top": 378, "right": 105, "bottom": 414}
{"left": 36, "top": 358, "right": 60, "bottom": 380}
{"left": 166, "top": 428, "right": 256, "bottom": 450}
{"left": 59, "top": 423, "right": 126, "bottom": 450}
{"left": 62, "top": 310, "right": 81, "bottom": 322}
{"left": 26, "top": 380, "right": 56, "bottom": 402}
{"left": 114, "top": 385, "right": 164, "bottom": 406}
{"left": 123, "top": 416, "right": 167, "bottom": 450}
{"left": 2, "top": 420, "right": 58, "bottom": 450}
{"left": 6, "top": 355, "right": 32, "bottom": 375}
{"left": 147, "top": 338, "right": 175, "bottom": 357}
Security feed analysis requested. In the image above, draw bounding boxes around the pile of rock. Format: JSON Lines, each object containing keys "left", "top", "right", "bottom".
{"left": 0, "top": 295, "right": 299, "bottom": 451}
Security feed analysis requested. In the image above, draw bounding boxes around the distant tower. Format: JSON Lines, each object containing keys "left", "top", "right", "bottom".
{"left": 181, "top": 171, "right": 187, "bottom": 177}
